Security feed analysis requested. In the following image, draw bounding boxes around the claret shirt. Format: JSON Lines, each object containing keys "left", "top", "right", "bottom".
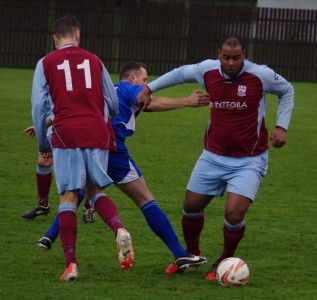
{"left": 148, "top": 59, "right": 294, "bottom": 157}
{"left": 32, "top": 45, "right": 118, "bottom": 150}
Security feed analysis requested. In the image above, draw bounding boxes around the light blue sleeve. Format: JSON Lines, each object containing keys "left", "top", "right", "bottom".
{"left": 148, "top": 60, "right": 215, "bottom": 92}
{"left": 31, "top": 59, "right": 51, "bottom": 150}
{"left": 258, "top": 66, "right": 294, "bottom": 130}
{"left": 101, "top": 64, "right": 118, "bottom": 121}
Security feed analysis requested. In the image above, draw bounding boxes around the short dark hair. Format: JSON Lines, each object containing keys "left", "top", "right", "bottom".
{"left": 219, "top": 34, "right": 245, "bottom": 51}
{"left": 119, "top": 61, "right": 147, "bottom": 80}
{"left": 53, "top": 15, "right": 80, "bottom": 39}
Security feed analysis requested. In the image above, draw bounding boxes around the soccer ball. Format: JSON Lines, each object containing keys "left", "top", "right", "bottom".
{"left": 216, "top": 257, "right": 250, "bottom": 287}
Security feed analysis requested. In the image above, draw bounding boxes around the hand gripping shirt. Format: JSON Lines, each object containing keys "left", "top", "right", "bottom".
{"left": 31, "top": 45, "right": 118, "bottom": 150}
{"left": 148, "top": 59, "right": 294, "bottom": 157}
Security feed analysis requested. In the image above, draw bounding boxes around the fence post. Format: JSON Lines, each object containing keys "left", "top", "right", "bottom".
{"left": 46, "top": 0, "right": 56, "bottom": 54}
{"left": 248, "top": 1, "right": 258, "bottom": 61}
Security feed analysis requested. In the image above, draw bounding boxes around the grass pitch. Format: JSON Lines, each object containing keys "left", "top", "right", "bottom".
{"left": 0, "top": 68, "right": 316, "bottom": 299}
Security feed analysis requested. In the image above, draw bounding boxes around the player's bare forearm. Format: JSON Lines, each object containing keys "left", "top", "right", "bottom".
{"left": 144, "top": 90, "right": 209, "bottom": 112}
{"left": 137, "top": 85, "right": 152, "bottom": 111}
{"left": 183, "top": 90, "right": 209, "bottom": 108}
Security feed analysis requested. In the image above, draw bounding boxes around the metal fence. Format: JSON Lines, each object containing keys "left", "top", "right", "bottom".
{"left": 0, "top": 0, "right": 316, "bottom": 81}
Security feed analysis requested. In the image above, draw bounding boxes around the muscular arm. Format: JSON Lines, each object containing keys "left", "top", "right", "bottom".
{"left": 137, "top": 61, "right": 212, "bottom": 107}
{"left": 144, "top": 90, "right": 209, "bottom": 112}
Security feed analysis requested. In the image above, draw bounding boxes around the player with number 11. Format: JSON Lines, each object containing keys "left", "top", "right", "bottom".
{"left": 31, "top": 15, "right": 147, "bottom": 281}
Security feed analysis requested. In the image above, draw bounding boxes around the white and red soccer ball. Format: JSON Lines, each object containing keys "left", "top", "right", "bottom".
{"left": 216, "top": 257, "right": 250, "bottom": 287}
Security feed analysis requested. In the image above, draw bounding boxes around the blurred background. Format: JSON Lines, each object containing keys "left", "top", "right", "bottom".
{"left": 0, "top": 0, "right": 316, "bottom": 81}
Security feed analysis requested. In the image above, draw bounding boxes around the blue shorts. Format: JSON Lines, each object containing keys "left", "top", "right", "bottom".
{"left": 108, "top": 150, "right": 142, "bottom": 184}
{"left": 187, "top": 149, "right": 268, "bottom": 201}
{"left": 53, "top": 148, "right": 113, "bottom": 194}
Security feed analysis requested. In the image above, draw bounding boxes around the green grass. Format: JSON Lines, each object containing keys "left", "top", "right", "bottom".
{"left": 0, "top": 68, "right": 316, "bottom": 299}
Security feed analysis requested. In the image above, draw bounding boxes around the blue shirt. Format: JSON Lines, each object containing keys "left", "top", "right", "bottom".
{"left": 112, "top": 81, "right": 143, "bottom": 151}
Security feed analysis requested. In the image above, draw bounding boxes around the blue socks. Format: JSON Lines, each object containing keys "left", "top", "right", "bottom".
{"left": 45, "top": 196, "right": 190, "bottom": 260}
{"left": 141, "top": 200, "right": 188, "bottom": 258}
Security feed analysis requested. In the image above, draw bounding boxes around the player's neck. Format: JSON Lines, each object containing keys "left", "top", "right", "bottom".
{"left": 57, "top": 38, "right": 79, "bottom": 49}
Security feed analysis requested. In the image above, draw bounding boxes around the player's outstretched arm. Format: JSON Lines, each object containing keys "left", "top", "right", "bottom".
{"left": 144, "top": 90, "right": 209, "bottom": 112}
{"left": 136, "top": 85, "right": 152, "bottom": 110}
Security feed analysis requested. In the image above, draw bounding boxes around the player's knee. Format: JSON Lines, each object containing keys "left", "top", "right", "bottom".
{"left": 183, "top": 197, "right": 205, "bottom": 214}
{"left": 183, "top": 200, "right": 197, "bottom": 213}
{"left": 183, "top": 193, "right": 211, "bottom": 213}
{"left": 224, "top": 209, "right": 245, "bottom": 224}
{"left": 37, "top": 156, "right": 53, "bottom": 167}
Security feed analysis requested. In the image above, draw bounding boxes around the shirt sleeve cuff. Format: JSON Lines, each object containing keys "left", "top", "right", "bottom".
{"left": 276, "top": 125, "right": 287, "bottom": 132}
{"left": 146, "top": 84, "right": 153, "bottom": 94}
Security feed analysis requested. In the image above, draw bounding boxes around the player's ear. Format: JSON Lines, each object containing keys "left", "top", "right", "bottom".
{"left": 217, "top": 48, "right": 221, "bottom": 59}
{"left": 128, "top": 73, "right": 135, "bottom": 84}
{"left": 75, "top": 30, "right": 80, "bottom": 44}
{"left": 53, "top": 35, "right": 59, "bottom": 49}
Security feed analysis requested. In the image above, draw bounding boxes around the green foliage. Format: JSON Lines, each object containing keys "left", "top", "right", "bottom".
{"left": 0, "top": 69, "right": 316, "bottom": 299}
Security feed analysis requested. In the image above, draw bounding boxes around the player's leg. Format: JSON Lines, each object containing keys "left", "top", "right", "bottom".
{"left": 85, "top": 148, "right": 134, "bottom": 270}
{"left": 217, "top": 152, "right": 267, "bottom": 263}
{"left": 118, "top": 177, "right": 191, "bottom": 257}
{"left": 58, "top": 190, "right": 79, "bottom": 281}
{"left": 182, "top": 150, "right": 225, "bottom": 256}
{"left": 36, "top": 154, "right": 53, "bottom": 207}
{"left": 205, "top": 151, "right": 267, "bottom": 281}
{"left": 182, "top": 190, "right": 213, "bottom": 256}
{"left": 38, "top": 191, "right": 86, "bottom": 250}
{"left": 86, "top": 186, "right": 124, "bottom": 235}
{"left": 219, "top": 193, "right": 251, "bottom": 262}
{"left": 117, "top": 177, "right": 207, "bottom": 274}
{"left": 109, "top": 151, "right": 206, "bottom": 273}
{"left": 111, "top": 151, "right": 188, "bottom": 256}
{"left": 205, "top": 193, "right": 251, "bottom": 281}
{"left": 53, "top": 148, "right": 86, "bottom": 281}
{"left": 21, "top": 154, "right": 52, "bottom": 219}
{"left": 82, "top": 198, "right": 95, "bottom": 224}
{"left": 87, "top": 187, "right": 134, "bottom": 270}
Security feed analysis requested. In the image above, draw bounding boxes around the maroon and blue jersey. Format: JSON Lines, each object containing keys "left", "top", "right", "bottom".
{"left": 32, "top": 45, "right": 118, "bottom": 150}
{"left": 148, "top": 59, "right": 294, "bottom": 157}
